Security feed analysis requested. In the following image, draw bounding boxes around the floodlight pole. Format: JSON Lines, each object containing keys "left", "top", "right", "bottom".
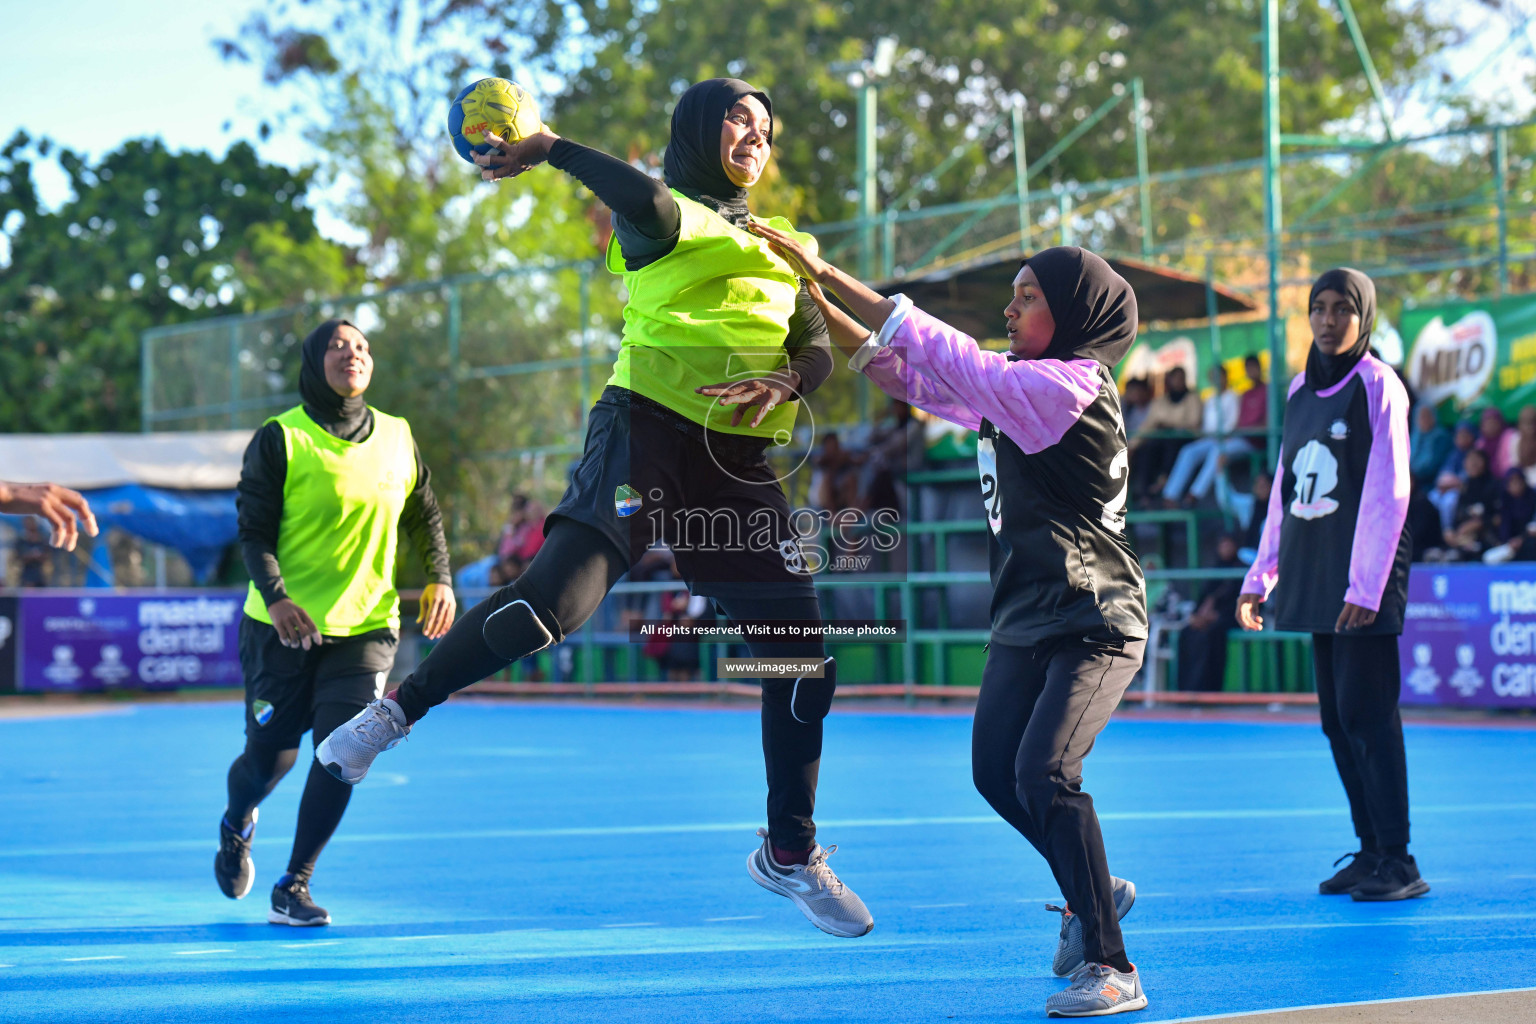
{"left": 1495, "top": 126, "right": 1510, "bottom": 297}
{"left": 1262, "top": 0, "right": 1284, "bottom": 466}
{"left": 1132, "top": 77, "right": 1152, "bottom": 258}
{"left": 857, "top": 79, "right": 879, "bottom": 279}
{"left": 1012, "top": 96, "right": 1032, "bottom": 253}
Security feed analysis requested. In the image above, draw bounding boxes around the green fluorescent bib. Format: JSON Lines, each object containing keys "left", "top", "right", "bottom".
{"left": 606, "top": 191, "right": 816, "bottom": 439}
{"left": 243, "top": 406, "right": 417, "bottom": 635}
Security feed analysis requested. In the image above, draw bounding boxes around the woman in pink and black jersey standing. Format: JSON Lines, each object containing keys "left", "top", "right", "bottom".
{"left": 1237, "top": 267, "right": 1425, "bottom": 902}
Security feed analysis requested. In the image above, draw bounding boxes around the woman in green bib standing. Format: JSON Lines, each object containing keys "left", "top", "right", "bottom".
{"left": 320, "top": 79, "right": 874, "bottom": 937}
{"left": 217, "top": 319, "right": 456, "bottom": 926}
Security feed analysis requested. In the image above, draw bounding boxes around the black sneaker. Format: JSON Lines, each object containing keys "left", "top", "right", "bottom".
{"left": 214, "top": 809, "right": 257, "bottom": 899}
{"left": 1351, "top": 854, "right": 1430, "bottom": 902}
{"left": 268, "top": 875, "right": 331, "bottom": 926}
{"left": 1318, "top": 849, "right": 1379, "bottom": 895}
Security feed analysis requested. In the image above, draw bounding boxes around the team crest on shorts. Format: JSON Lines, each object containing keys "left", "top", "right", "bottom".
{"left": 252, "top": 700, "right": 275, "bottom": 726}
{"left": 614, "top": 484, "right": 643, "bottom": 518}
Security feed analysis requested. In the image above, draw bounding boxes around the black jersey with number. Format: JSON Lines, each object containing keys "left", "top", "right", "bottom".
{"left": 1270, "top": 359, "right": 1411, "bottom": 635}
{"left": 978, "top": 364, "right": 1148, "bottom": 646}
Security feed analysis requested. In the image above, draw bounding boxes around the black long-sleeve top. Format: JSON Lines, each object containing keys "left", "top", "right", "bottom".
{"left": 547, "top": 139, "right": 834, "bottom": 395}
{"left": 238, "top": 409, "right": 452, "bottom": 609}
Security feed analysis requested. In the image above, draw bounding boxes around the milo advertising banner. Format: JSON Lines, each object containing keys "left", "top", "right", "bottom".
{"left": 15, "top": 590, "right": 244, "bottom": 692}
{"left": 1403, "top": 293, "right": 1536, "bottom": 416}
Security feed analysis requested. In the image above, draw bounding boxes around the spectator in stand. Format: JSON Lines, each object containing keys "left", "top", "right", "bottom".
{"left": 1176, "top": 533, "right": 1244, "bottom": 692}
{"left": 810, "top": 431, "right": 862, "bottom": 513}
{"left": 1237, "top": 470, "right": 1272, "bottom": 565}
{"left": 492, "top": 495, "right": 548, "bottom": 585}
{"left": 1130, "top": 365, "right": 1202, "bottom": 501}
{"left": 1426, "top": 472, "right": 1462, "bottom": 537}
{"left": 1445, "top": 448, "right": 1498, "bottom": 560}
{"left": 1483, "top": 469, "right": 1536, "bottom": 564}
{"left": 1121, "top": 377, "right": 1152, "bottom": 437}
{"left": 1161, "top": 365, "right": 1248, "bottom": 506}
{"left": 1237, "top": 354, "right": 1267, "bottom": 435}
{"left": 15, "top": 517, "right": 49, "bottom": 587}
{"left": 1508, "top": 405, "right": 1536, "bottom": 485}
{"left": 1408, "top": 404, "right": 1452, "bottom": 490}
{"left": 1477, "top": 407, "right": 1513, "bottom": 477}
{"left": 1439, "top": 420, "right": 1476, "bottom": 479}
{"left": 1405, "top": 482, "right": 1446, "bottom": 563}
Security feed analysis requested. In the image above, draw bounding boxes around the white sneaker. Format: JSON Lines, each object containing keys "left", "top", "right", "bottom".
{"left": 1049, "top": 876, "right": 1137, "bottom": 977}
{"left": 746, "top": 828, "right": 873, "bottom": 937}
{"left": 1046, "top": 962, "right": 1148, "bottom": 1017}
{"left": 315, "top": 698, "right": 409, "bottom": 784}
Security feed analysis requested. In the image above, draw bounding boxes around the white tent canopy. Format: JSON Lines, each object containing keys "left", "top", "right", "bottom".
{"left": 0, "top": 431, "right": 253, "bottom": 491}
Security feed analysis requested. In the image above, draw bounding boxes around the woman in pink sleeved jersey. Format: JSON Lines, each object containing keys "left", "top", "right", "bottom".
{"left": 751, "top": 222, "right": 1150, "bottom": 1020}
{"left": 1237, "top": 267, "right": 1425, "bottom": 902}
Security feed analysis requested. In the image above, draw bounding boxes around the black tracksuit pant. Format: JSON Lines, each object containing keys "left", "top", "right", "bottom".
{"left": 393, "top": 516, "right": 830, "bottom": 850}
{"left": 1312, "top": 633, "right": 1410, "bottom": 848}
{"left": 972, "top": 637, "right": 1145, "bottom": 971}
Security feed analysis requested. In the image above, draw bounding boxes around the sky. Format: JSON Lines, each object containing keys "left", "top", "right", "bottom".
{"left": 0, "top": 0, "right": 1531, "bottom": 235}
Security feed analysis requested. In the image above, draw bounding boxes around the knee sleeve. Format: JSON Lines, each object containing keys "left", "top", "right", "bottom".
{"left": 481, "top": 582, "right": 560, "bottom": 662}
{"left": 766, "top": 656, "right": 836, "bottom": 724}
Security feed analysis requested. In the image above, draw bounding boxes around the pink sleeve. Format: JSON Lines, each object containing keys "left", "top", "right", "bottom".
{"left": 858, "top": 346, "right": 983, "bottom": 431}
{"left": 1241, "top": 450, "right": 1286, "bottom": 599}
{"left": 886, "top": 305, "right": 1103, "bottom": 454}
{"left": 1345, "top": 361, "right": 1411, "bottom": 611}
{"left": 1241, "top": 375, "right": 1305, "bottom": 599}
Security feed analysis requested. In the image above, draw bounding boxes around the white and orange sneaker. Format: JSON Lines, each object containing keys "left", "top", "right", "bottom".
{"left": 1046, "top": 962, "right": 1148, "bottom": 1018}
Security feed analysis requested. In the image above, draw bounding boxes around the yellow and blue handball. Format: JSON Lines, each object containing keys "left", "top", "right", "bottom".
{"left": 448, "top": 78, "right": 547, "bottom": 164}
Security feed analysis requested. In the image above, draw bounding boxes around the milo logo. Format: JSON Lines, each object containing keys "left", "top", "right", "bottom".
{"left": 1408, "top": 311, "right": 1496, "bottom": 408}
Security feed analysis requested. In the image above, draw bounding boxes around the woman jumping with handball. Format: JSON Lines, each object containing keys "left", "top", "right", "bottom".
{"left": 752, "top": 221, "right": 1149, "bottom": 1018}
{"left": 319, "top": 79, "right": 874, "bottom": 938}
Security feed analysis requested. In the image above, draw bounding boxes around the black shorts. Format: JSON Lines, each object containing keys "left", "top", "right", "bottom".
{"left": 549, "top": 387, "right": 817, "bottom": 599}
{"left": 239, "top": 615, "right": 399, "bottom": 749}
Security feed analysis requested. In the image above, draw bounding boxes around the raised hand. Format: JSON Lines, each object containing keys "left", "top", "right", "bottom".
{"left": 472, "top": 129, "right": 559, "bottom": 181}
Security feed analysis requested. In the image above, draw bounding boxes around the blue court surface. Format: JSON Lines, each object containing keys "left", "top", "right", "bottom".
{"left": 1, "top": 701, "right": 1533, "bottom": 1023}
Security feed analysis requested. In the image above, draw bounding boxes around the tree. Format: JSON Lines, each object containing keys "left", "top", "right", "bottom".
{"left": 0, "top": 134, "right": 358, "bottom": 433}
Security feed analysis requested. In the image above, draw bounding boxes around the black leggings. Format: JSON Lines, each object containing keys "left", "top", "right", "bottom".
{"left": 1313, "top": 633, "right": 1410, "bottom": 848}
{"left": 394, "top": 516, "right": 832, "bottom": 849}
{"left": 972, "top": 638, "right": 1145, "bottom": 972}
{"left": 225, "top": 701, "right": 358, "bottom": 882}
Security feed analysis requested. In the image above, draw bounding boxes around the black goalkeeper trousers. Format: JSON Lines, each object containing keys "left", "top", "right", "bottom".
{"left": 971, "top": 637, "right": 1145, "bottom": 970}
{"left": 394, "top": 516, "right": 832, "bottom": 849}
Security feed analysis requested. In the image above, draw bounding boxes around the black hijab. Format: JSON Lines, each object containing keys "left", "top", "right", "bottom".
{"left": 1023, "top": 246, "right": 1137, "bottom": 368}
{"left": 663, "top": 78, "right": 773, "bottom": 228}
{"left": 299, "top": 318, "right": 370, "bottom": 439}
{"left": 1305, "top": 267, "right": 1376, "bottom": 391}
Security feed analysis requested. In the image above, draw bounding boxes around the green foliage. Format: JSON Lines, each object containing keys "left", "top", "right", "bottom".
{"left": 0, "top": 134, "right": 357, "bottom": 432}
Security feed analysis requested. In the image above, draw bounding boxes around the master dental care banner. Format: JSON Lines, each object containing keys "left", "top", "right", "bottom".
{"left": 16, "top": 590, "right": 244, "bottom": 692}
{"left": 1400, "top": 566, "right": 1536, "bottom": 709}
{"left": 1404, "top": 292, "right": 1536, "bottom": 417}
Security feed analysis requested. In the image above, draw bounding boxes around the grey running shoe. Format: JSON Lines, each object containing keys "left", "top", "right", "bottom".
{"left": 316, "top": 698, "right": 409, "bottom": 784}
{"left": 1319, "top": 850, "right": 1381, "bottom": 894}
{"left": 747, "top": 828, "right": 873, "bottom": 937}
{"left": 268, "top": 875, "right": 330, "bottom": 926}
{"left": 1046, "top": 962, "right": 1148, "bottom": 1018}
{"left": 214, "top": 808, "right": 257, "bottom": 899}
{"left": 1049, "top": 876, "right": 1137, "bottom": 977}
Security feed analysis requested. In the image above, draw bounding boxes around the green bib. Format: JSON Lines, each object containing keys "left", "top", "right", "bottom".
{"left": 243, "top": 406, "right": 418, "bottom": 636}
{"left": 605, "top": 191, "right": 817, "bottom": 440}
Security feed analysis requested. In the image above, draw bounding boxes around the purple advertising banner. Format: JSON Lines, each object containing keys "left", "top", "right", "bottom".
{"left": 18, "top": 590, "right": 245, "bottom": 692}
{"left": 1399, "top": 566, "right": 1536, "bottom": 708}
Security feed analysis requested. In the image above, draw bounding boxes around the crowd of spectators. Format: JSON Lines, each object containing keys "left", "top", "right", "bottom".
{"left": 1412, "top": 402, "right": 1536, "bottom": 563}
{"left": 808, "top": 399, "right": 922, "bottom": 518}
{"left": 1124, "top": 355, "right": 1268, "bottom": 509}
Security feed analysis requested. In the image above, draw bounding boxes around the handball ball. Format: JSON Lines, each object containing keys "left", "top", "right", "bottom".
{"left": 448, "top": 78, "right": 547, "bottom": 164}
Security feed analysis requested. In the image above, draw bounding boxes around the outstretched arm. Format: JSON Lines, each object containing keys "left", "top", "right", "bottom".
{"left": 474, "top": 130, "right": 682, "bottom": 268}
